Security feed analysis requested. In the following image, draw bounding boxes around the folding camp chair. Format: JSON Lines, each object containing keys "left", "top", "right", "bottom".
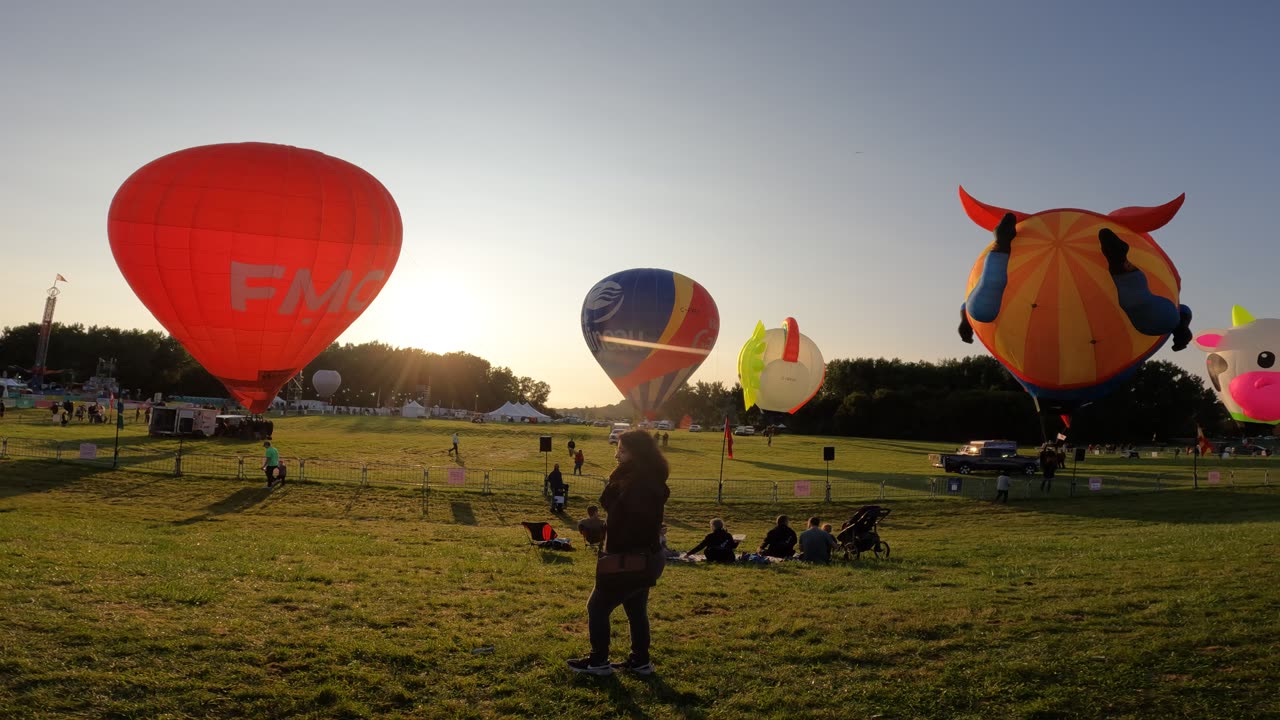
{"left": 521, "top": 521, "right": 573, "bottom": 550}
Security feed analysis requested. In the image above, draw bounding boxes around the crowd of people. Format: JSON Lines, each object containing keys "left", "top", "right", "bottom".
{"left": 571, "top": 512, "right": 854, "bottom": 565}
{"left": 48, "top": 400, "right": 115, "bottom": 426}
{"left": 212, "top": 416, "right": 274, "bottom": 440}
{"left": 678, "top": 515, "right": 845, "bottom": 564}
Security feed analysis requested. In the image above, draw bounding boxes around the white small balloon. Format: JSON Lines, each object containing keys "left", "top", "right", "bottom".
{"left": 312, "top": 369, "right": 342, "bottom": 399}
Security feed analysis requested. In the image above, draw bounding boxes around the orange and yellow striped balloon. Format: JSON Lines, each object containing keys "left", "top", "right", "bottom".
{"left": 965, "top": 210, "right": 1181, "bottom": 395}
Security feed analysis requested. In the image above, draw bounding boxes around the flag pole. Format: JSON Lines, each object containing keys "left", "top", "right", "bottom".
{"left": 112, "top": 397, "right": 123, "bottom": 469}
{"left": 718, "top": 416, "right": 728, "bottom": 504}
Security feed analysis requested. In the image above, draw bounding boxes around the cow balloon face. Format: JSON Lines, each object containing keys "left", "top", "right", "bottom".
{"left": 1194, "top": 306, "right": 1280, "bottom": 424}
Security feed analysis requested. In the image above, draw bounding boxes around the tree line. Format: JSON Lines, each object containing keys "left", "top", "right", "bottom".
{"left": 1, "top": 322, "right": 1245, "bottom": 443}
{"left": 0, "top": 323, "right": 549, "bottom": 411}
{"left": 584, "top": 356, "right": 1238, "bottom": 445}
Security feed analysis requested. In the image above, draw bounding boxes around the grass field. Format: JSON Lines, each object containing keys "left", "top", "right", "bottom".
{"left": 3, "top": 411, "right": 1274, "bottom": 491}
{"left": 1, "top": 415, "right": 1278, "bottom": 718}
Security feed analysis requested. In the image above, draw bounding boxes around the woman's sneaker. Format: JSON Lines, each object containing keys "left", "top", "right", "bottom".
{"left": 566, "top": 656, "right": 613, "bottom": 676}
{"left": 611, "top": 658, "right": 655, "bottom": 676}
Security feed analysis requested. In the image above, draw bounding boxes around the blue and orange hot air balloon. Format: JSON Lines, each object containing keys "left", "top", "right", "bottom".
{"left": 581, "top": 268, "right": 719, "bottom": 417}
{"left": 957, "top": 186, "right": 1193, "bottom": 415}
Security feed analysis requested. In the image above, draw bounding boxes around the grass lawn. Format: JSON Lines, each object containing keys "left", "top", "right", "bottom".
{"left": 1, "top": 450, "right": 1277, "bottom": 719}
{"left": 3, "top": 411, "right": 1274, "bottom": 493}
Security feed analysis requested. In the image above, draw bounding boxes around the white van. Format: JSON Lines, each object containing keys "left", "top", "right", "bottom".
{"left": 609, "top": 422, "right": 631, "bottom": 445}
{"left": 656, "top": 420, "right": 673, "bottom": 431}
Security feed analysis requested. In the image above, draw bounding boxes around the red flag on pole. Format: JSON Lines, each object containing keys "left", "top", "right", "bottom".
{"left": 723, "top": 417, "right": 734, "bottom": 460}
{"left": 1196, "top": 425, "right": 1214, "bottom": 457}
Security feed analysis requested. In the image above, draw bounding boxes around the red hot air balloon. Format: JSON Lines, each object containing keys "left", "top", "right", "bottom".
{"left": 108, "top": 143, "right": 402, "bottom": 413}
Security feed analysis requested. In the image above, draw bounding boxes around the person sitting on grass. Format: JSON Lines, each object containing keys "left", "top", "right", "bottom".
{"left": 798, "top": 516, "right": 837, "bottom": 563}
{"left": 577, "top": 505, "right": 606, "bottom": 547}
{"left": 758, "top": 515, "right": 797, "bottom": 558}
{"left": 658, "top": 524, "right": 679, "bottom": 558}
{"left": 686, "top": 518, "right": 739, "bottom": 563}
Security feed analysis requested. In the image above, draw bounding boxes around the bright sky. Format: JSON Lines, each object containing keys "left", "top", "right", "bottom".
{"left": 3, "top": 2, "right": 1277, "bottom": 407}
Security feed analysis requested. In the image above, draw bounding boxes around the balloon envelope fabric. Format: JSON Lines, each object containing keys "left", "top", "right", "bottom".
{"left": 958, "top": 186, "right": 1187, "bottom": 412}
{"left": 108, "top": 143, "right": 402, "bottom": 413}
{"left": 581, "top": 268, "right": 719, "bottom": 417}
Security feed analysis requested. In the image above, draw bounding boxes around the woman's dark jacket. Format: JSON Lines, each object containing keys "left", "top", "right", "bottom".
{"left": 599, "top": 462, "right": 670, "bottom": 555}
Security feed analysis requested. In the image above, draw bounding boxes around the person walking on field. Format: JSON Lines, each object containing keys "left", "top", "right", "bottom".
{"left": 1039, "top": 446, "right": 1058, "bottom": 492}
{"left": 995, "top": 472, "right": 1011, "bottom": 503}
{"left": 448, "top": 432, "right": 460, "bottom": 457}
{"left": 568, "top": 430, "right": 670, "bottom": 677}
{"left": 568, "top": 438, "right": 577, "bottom": 459}
{"left": 574, "top": 448, "right": 585, "bottom": 475}
{"left": 262, "top": 441, "right": 280, "bottom": 489}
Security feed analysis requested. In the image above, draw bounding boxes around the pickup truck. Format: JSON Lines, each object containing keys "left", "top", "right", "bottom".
{"left": 929, "top": 445, "right": 1039, "bottom": 476}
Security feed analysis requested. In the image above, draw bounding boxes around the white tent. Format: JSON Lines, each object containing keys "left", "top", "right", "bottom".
{"left": 402, "top": 400, "right": 426, "bottom": 418}
{"left": 518, "top": 402, "right": 551, "bottom": 420}
{"left": 485, "top": 401, "right": 552, "bottom": 422}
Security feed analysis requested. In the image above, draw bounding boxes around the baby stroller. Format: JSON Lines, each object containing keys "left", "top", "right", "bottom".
{"left": 836, "top": 505, "right": 891, "bottom": 560}
{"left": 549, "top": 481, "right": 569, "bottom": 513}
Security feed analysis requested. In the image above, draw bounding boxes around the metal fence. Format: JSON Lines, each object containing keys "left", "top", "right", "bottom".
{"left": 1, "top": 436, "right": 1273, "bottom": 504}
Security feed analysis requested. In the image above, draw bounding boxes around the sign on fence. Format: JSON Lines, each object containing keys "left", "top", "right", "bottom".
{"left": 1208, "top": 471, "right": 1220, "bottom": 485}
{"left": 794, "top": 480, "right": 811, "bottom": 497}
{"left": 1089, "top": 477, "right": 1102, "bottom": 491}
{"left": 78, "top": 443, "right": 97, "bottom": 460}
{"left": 447, "top": 468, "right": 466, "bottom": 486}
{"left": 947, "top": 477, "right": 962, "bottom": 494}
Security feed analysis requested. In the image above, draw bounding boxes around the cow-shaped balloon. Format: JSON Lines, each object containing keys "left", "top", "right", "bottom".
{"left": 1194, "top": 306, "right": 1280, "bottom": 424}
{"left": 957, "top": 186, "right": 1195, "bottom": 413}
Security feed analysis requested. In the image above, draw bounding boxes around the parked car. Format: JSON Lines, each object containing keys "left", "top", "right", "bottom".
{"left": 608, "top": 430, "right": 623, "bottom": 445}
{"left": 733, "top": 425, "right": 755, "bottom": 436}
{"left": 688, "top": 424, "right": 702, "bottom": 433}
{"left": 928, "top": 439, "right": 1038, "bottom": 475}
{"left": 656, "top": 420, "right": 673, "bottom": 430}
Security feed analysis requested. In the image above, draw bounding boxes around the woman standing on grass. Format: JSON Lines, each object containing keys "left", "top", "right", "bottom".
{"left": 568, "top": 430, "right": 670, "bottom": 677}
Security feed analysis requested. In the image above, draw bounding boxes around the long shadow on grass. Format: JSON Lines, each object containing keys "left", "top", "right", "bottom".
{"left": 172, "top": 486, "right": 271, "bottom": 525}
{"left": 344, "top": 482, "right": 366, "bottom": 516}
{"left": 538, "top": 550, "right": 575, "bottom": 564}
{"left": 0, "top": 459, "right": 102, "bottom": 499}
{"left": 575, "top": 674, "right": 707, "bottom": 719}
{"left": 735, "top": 459, "right": 906, "bottom": 484}
{"left": 854, "top": 439, "right": 943, "bottom": 455}
{"left": 1000, "top": 489, "right": 1280, "bottom": 525}
{"left": 451, "top": 501, "right": 477, "bottom": 525}
{"left": 95, "top": 474, "right": 168, "bottom": 499}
